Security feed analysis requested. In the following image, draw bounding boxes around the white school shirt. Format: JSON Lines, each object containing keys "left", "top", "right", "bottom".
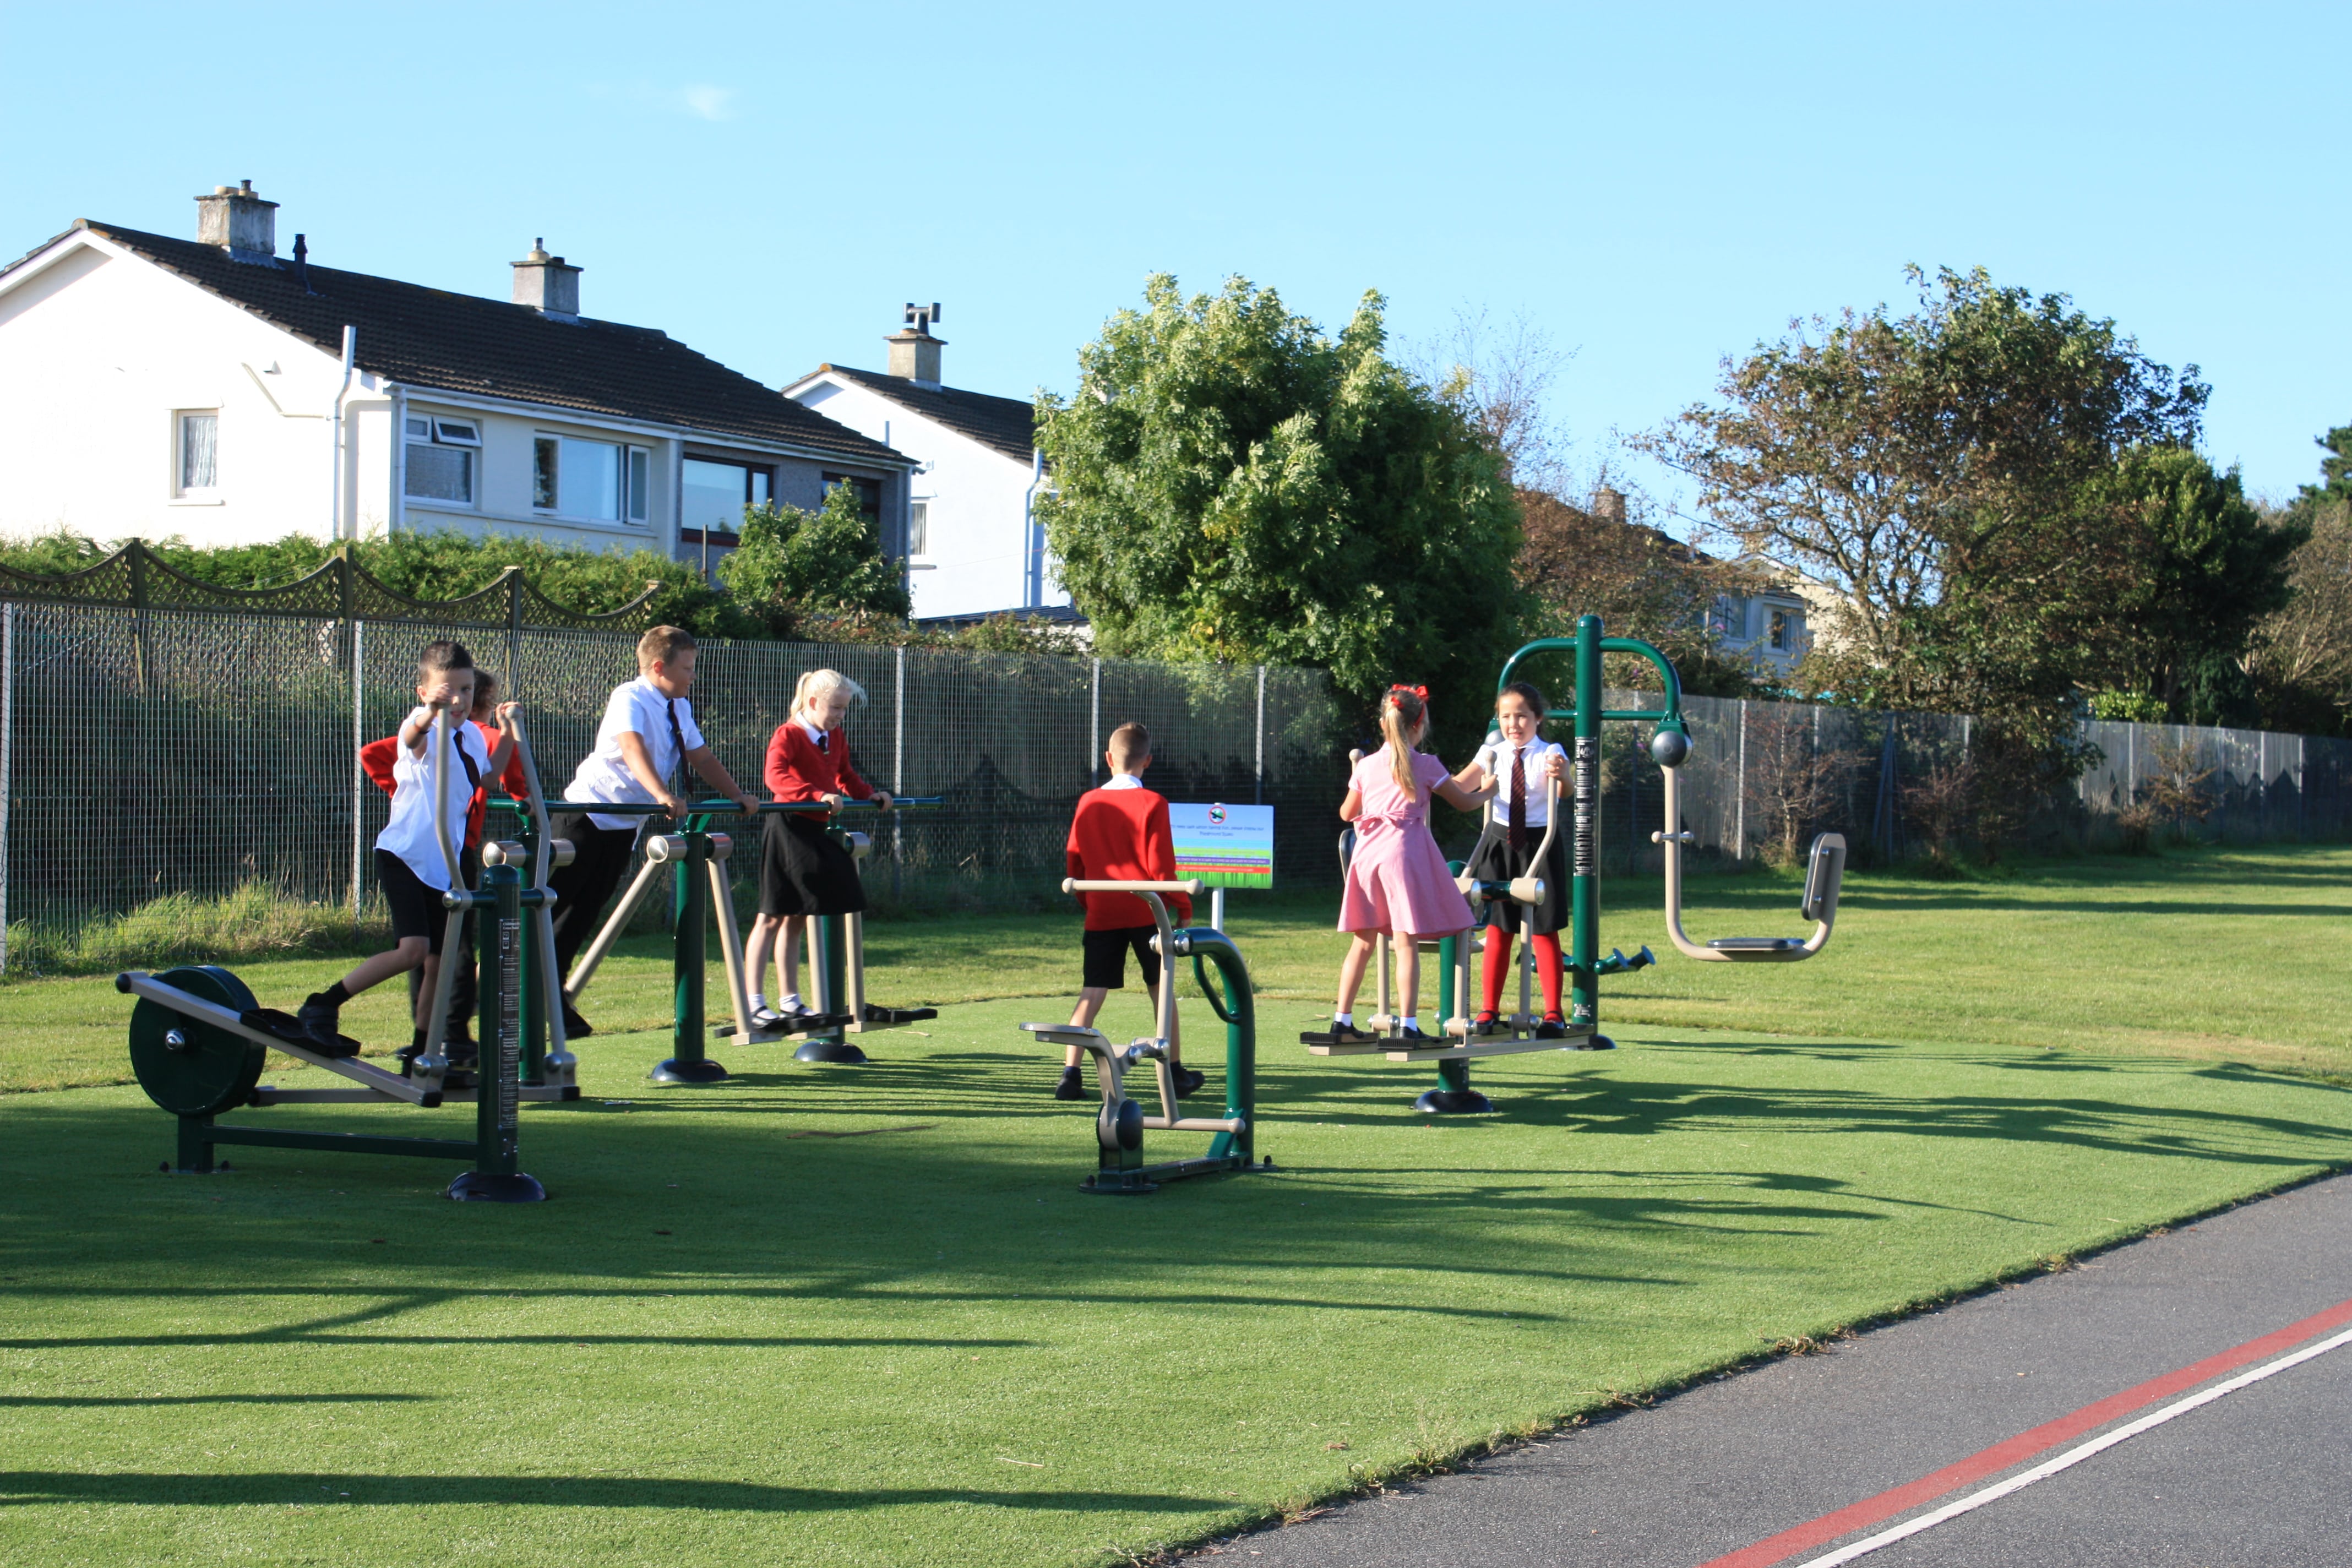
{"left": 1099, "top": 774, "right": 1145, "bottom": 791}
{"left": 1472, "top": 735, "right": 1566, "bottom": 828}
{"left": 375, "top": 716, "right": 492, "bottom": 891}
{"left": 563, "top": 677, "right": 708, "bottom": 831}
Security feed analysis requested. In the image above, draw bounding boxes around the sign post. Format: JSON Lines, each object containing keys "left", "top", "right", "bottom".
{"left": 1169, "top": 803, "right": 1275, "bottom": 932}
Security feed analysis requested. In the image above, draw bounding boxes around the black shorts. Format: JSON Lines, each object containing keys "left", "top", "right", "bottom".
{"left": 377, "top": 849, "right": 453, "bottom": 954}
{"left": 758, "top": 812, "right": 867, "bottom": 917}
{"left": 1082, "top": 925, "right": 1162, "bottom": 991}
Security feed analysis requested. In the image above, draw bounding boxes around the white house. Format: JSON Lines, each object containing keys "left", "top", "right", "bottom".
{"left": 0, "top": 182, "right": 914, "bottom": 571}
{"left": 782, "top": 309, "right": 1072, "bottom": 622}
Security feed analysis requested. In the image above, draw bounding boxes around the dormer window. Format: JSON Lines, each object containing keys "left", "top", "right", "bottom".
{"left": 404, "top": 415, "right": 479, "bottom": 505}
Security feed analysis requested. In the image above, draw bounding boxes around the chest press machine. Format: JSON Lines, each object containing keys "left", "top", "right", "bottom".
{"left": 551, "top": 797, "right": 942, "bottom": 1084}
{"left": 1303, "top": 615, "right": 1847, "bottom": 1115}
{"left": 1021, "top": 879, "right": 1267, "bottom": 1195}
{"left": 117, "top": 710, "right": 570, "bottom": 1201}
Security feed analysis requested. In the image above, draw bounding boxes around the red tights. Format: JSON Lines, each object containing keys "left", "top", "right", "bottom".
{"left": 1480, "top": 925, "right": 1562, "bottom": 1016}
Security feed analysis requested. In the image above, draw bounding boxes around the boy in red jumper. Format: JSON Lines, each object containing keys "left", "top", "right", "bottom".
{"left": 1056, "top": 722, "right": 1204, "bottom": 1101}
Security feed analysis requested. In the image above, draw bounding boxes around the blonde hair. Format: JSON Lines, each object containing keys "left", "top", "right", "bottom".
{"left": 1380, "top": 688, "right": 1429, "bottom": 799}
{"left": 792, "top": 668, "right": 865, "bottom": 722}
{"left": 637, "top": 625, "right": 697, "bottom": 671}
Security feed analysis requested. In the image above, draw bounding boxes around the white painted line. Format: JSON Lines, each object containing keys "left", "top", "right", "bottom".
{"left": 1791, "top": 1325, "right": 2352, "bottom": 1567}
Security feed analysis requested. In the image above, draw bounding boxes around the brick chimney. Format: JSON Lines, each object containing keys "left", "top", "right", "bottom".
{"left": 511, "top": 238, "right": 581, "bottom": 318}
{"left": 1594, "top": 486, "right": 1629, "bottom": 525}
{"left": 886, "top": 302, "right": 944, "bottom": 386}
{"left": 194, "top": 180, "right": 277, "bottom": 263}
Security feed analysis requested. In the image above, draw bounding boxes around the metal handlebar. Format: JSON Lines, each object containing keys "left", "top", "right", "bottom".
{"left": 1653, "top": 763, "right": 1843, "bottom": 962}
{"left": 1061, "top": 879, "right": 1205, "bottom": 1049}
{"left": 538, "top": 796, "right": 944, "bottom": 816}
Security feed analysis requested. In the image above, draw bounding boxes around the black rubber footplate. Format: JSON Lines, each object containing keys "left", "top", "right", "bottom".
{"left": 240, "top": 1008, "right": 362, "bottom": 1058}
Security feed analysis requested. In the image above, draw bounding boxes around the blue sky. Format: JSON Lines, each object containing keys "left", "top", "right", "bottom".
{"left": 6, "top": 2, "right": 2346, "bottom": 518}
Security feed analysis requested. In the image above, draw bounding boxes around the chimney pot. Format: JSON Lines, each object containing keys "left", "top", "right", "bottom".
{"left": 1594, "top": 486, "right": 1628, "bottom": 525}
{"left": 512, "top": 240, "right": 581, "bottom": 318}
{"left": 194, "top": 180, "right": 279, "bottom": 263}
{"left": 886, "top": 303, "right": 945, "bottom": 386}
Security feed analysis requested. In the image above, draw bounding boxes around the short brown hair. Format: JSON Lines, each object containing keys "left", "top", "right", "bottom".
{"left": 638, "top": 625, "right": 697, "bottom": 671}
{"left": 1107, "top": 722, "right": 1151, "bottom": 772}
{"left": 417, "top": 639, "right": 475, "bottom": 683}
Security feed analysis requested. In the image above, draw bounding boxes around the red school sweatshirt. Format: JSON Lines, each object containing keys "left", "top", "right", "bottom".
{"left": 1064, "top": 785, "right": 1192, "bottom": 930}
{"left": 764, "top": 722, "right": 874, "bottom": 808}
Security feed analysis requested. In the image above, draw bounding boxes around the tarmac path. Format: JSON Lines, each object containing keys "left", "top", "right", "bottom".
{"left": 1230, "top": 1171, "right": 2352, "bottom": 1568}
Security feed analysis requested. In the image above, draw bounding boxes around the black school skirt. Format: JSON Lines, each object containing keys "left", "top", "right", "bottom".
{"left": 758, "top": 813, "right": 867, "bottom": 917}
{"left": 1466, "top": 829, "right": 1570, "bottom": 934}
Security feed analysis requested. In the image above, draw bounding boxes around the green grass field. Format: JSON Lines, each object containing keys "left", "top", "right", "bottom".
{"left": 1, "top": 844, "right": 2348, "bottom": 1565}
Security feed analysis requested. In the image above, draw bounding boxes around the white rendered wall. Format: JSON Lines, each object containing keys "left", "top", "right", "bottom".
{"left": 0, "top": 239, "right": 350, "bottom": 545}
{"left": 790, "top": 377, "right": 1060, "bottom": 619}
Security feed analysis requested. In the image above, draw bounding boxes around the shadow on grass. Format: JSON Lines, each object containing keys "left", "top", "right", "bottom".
{"left": 0, "top": 1471, "right": 1222, "bottom": 1513}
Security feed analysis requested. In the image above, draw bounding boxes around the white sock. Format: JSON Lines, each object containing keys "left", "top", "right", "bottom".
{"left": 781, "top": 992, "right": 802, "bottom": 1010}
{"left": 1333, "top": 1011, "right": 1353, "bottom": 1026}
{"left": 1402, "top": 1015, "right": 1420, "bottom": 1031}
{"left": 750, "top": 992, "right": 767, "bottom": 1010}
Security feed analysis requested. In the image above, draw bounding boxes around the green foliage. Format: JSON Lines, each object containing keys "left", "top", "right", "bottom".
{"left": 0, "top": 528, "right": 763, "bottom": 637}
{"left": 2087, "top": 689, "right": 2171, "bottom": 723}
{"left": 717, "top": 481, "right": 912, "bottom": 636}
{"left": 1036, "top": 275, "right": 1528, "bottom": 750}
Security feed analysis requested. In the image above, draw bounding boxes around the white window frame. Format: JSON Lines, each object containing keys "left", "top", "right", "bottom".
{"left": 532, "top": 432, "right": 652, "bottom": 526}
{"left": 907, "top": 498, "right": 931, "bottom": 558}
{"left": 172, "top": 409, "right": 220, "bottom": 502}
{"left": 403, "top": 413, "right": 481, "bottom": 509}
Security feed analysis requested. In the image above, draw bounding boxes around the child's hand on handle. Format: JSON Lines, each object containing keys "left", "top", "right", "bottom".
{"left": 494, "top": 701, "right": 522, "bottom": 731}
{"left": 728, "top": 790, "right": 759, "bottom": 815}
{"left": 872, "top": 791, "right": 894, "bottom": 812}
{"left": 1543, "top": 751, "right": 1565, "bottom": 781}
{"left": 821, "top": 792, "right": 846, "bottom": 812}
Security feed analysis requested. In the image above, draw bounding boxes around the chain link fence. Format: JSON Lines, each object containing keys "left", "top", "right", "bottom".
{"left": 2, "top": 598, "right": 2346, "bottom": 972}
{"left": 0, "top": 601, "right": 1345, "bottom": 971}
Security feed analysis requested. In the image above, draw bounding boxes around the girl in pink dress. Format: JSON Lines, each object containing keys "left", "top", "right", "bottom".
{"left": 1329, "top": 686, "right": 1485, "bottom": 1043}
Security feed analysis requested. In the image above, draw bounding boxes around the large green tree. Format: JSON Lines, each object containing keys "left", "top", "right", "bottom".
{"left": 1035, "top": 275, "right": 1527, "bottom": 739}
{"left": 1638, "top": 265, "right": 2209, "bottom": 741}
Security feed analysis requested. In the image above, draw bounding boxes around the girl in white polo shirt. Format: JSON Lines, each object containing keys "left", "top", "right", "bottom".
{"left": 291, "top": 640, "right": 516, "bottom": 1060}
{"left": 1454, "top": 680, "right": 1570, "bottom": 1037}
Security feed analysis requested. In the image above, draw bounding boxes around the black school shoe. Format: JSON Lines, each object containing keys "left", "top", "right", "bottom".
{"left": 294, "top": 995, "right": 358, "bottom": 1057}
{"left": 562, "top": 1003, "right": 593, "bottom": 1038}
{"left": 1396, "top": 1025, "right": 1433, "bottom": 1043}
{"left": 1534, "top": 1014, "right": 1568, "bottom": 1040}
{"left": 1174, "top": 1067, "right": 1207, "bottom": 1098}
{"left": 1471, "top": 1011, "right": 1502, "bottom": 1037}
{"left": 1324, "top": 1021, "right": 1379, "bottom": 1044}
{"left": 1053, "top": 1065, "right": 1087, "bottom": 1101}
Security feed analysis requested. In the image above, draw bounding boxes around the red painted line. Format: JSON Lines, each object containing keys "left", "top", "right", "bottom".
{"left": 1694, "top": 1292, "right": 2352, "bottom": 1568}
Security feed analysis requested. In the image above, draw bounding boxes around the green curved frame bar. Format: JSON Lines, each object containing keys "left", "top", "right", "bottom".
{"left": 1498, "top": 635, "right": 1687, "bottom": 731}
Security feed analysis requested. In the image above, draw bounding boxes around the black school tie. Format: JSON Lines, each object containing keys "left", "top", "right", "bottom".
{"left": 816, "top": 729, "right": 830, "bottom": 756}
{"left": 1510, "top": 747, "right": 1528, "bottom": 852}
{"left": 666, "top": 700, "right": 688, "bottom": 797}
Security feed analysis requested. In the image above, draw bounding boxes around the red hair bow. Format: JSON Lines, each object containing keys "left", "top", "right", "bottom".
{"left": 1386, "top": 684, "right": 1429, "bottom": 702}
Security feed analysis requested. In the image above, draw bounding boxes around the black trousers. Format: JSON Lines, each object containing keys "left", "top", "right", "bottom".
{"left": 407, "top": 842, "right": 482, "bottom": 1037}
{"left": 546, "top": 815, "right": 645, "bottom": 987}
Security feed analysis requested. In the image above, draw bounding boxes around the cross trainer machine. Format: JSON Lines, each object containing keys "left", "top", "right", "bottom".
{"left": 1021, "top": 878, "right": 1268, "bottom": 1194}
{"left": 1303, "top": 614, "right": 1844, "bottom": 1114}
{"left": 553, "top": 796, "right": 943, "bottom": 1083}
{"left": 118, "top": 709, "right": 570, "bottom": 1201}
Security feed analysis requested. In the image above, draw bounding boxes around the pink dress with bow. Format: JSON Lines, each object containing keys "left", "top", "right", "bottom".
{"left": 1336, "top": 750, "right": 1476, "bottom": 935}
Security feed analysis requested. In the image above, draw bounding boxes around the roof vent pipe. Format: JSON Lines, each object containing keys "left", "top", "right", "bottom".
{"left": 886, "top": 302, "right": 944, "bottom": 386}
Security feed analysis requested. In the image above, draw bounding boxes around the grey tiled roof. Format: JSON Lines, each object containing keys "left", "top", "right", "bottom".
{"left": 21, "top": 221, "right": 905, "bottom": 467}
{"left": 813, "top": 364, "right": 1037, "bottom": 465}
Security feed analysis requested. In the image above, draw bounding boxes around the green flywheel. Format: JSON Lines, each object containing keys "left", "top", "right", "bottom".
{"left": 128, "top": 965, "right": 266, "bottom": 1118}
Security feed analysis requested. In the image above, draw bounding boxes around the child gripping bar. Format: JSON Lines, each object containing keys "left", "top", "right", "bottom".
{"left": 1061, "top": 879, "right": 1205, "bottom": 896}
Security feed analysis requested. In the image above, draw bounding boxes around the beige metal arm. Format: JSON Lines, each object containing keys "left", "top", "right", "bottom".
{"left": 1652, "top": 763, "right": 1843, "bottom": 962}
{"left": 1061, "top": 877, "right": 1204, "bottom": 1049}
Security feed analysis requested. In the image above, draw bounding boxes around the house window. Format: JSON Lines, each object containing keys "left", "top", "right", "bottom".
{"left": 1709, "top": 595, "right": 1739, "bottom": 640}
{"left": 176, "top": 411, "right": 218, "bottom": 496}
{"left": 535, "top": 434, "right": 651, "bottom": 523}
{"left": 404, "top": 416, "right": 479, "bottom": 505}
{"left": 819, "top": 471, "right": 883, "bottom": 525}
{"left": 1769, "top": 608, "right": 1804, "bottom": 652}
{"left": 908, "top": 500, "right": 929, "bottom": 556}
{"left": 682, "top": 458, "right": 772, "bottom": 543}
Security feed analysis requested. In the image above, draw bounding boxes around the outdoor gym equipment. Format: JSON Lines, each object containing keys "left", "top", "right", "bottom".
{"left": 119, "top": 710, "right": 570, "bottom": 1201}
{"left": 1303, "top": 771, "right": 1636, "bottom": 1114}
{"left": 1303, "top": 613, "right": 1844, "bottom": 1114}
{"left": 554, "top": 796, "right": 943, "bottom": 1082}
{"left": 1021, "top": 878, "right": 1267, "bottom": 1195}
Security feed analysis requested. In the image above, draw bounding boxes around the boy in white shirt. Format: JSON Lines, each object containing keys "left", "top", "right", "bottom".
{"left": 547, "top": 624, "right": 758, "bottom": 1036}
{"left": 290, "top": 640, "right": 518, "bottom": 1058}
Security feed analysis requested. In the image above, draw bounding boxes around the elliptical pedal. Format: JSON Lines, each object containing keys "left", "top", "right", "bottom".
{"left": 238, "top": 1008, "right": 363, "bottom": 1059}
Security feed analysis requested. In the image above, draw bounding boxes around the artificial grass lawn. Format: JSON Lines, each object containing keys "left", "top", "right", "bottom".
{"left": 6, "top": 842, "right": 2349, "bottom": 1094}
{"left": 3, "top": 991, "right": 2349, "bottom": 1566}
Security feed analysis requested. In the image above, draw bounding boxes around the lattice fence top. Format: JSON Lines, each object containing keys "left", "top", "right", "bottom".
{"left": 0, "top": 540, "right": 660, "bottom": 631}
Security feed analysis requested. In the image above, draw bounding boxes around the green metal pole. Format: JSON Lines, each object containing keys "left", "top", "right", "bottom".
{"left": 1435, "top": 928, "right": 1471, "bottom": 1099}
{"left": 513, "top": 807, "right": 546, "bottom": 1086}
{"left": 651, "top": 821, "right": 726, "bottom": 1084}
{"left": 448, "top": 867, "right": 545, "bottom": 1201}
{"left": 1571, "top": 613, "right": 1602, "bottom": 1035}
{"left": 1186, "top": 930, "right": 1256, "bottom": 1169}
